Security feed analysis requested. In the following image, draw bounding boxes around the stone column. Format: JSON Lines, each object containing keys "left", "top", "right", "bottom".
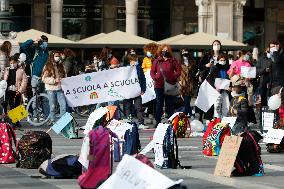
{"left": 171, "top": 0, "right": 185, "bottom": 35}
{"left": 233, "top": 0, "right": 246, "bottom": 42}
{"left": 103, "top": 0, "right": 116, "bottom": 33}
{"left": 50, "top": 0, "right": 62, "bottom": 37}
{"left": 125, "top": 0, "right": 138, "bottom": 35}
{"left": 32, "top": 0, "right": 47, "bottom": 32}
{"left": 265, "top": 8, "right": 278, "bottom": 45}
{"left": 195, "top": 0, "right": 213, "bottom": 34}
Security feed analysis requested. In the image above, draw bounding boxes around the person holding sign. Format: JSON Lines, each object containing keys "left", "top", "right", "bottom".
{"left": 227, "top": 50, "right": 251, "bottom": 79}
{"left": 42, "top": 51, "right": 67, "bottom": 125}
{"left": 150, "top": 44, "right": 181, "bottom": 128}
{"left": 228, "top": 76, "right": 249, "bottom": 134}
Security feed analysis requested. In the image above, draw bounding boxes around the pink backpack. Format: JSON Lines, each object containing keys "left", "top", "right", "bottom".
{"left": 0, "top": 123, "right": 17, "bottom": 164}
{"left": 78, "top": 126, "right": 111, "bottom": 188}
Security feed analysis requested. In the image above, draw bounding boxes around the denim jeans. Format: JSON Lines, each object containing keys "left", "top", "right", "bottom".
{"left": 184, "top": 95, "right": 192, "bottom": 116}
{"left": 47, "top": 90, "right": 66, "bottom": 121}
{"left": 154, "top": 88, "right": 175, "bottom": 124}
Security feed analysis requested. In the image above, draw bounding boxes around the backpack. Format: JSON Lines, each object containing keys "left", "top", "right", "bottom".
{"left": 78, "top": 126, "right": 111, "bottom": 189}
{"left": 39, "top": 154, "right": 82, "bottom": 179}
{"left": 203, "top": 123, "right": 231, "bottom": 156}
{"left": 233, "top": 130, "right": 264, "bottom": 176}
{"left": 203, "top": 118, "right": 221, "bottom": 146}
{"left": 123, "top": 121, "right": 141, "bottom": 155}
{"left": 162, "top": 125, "right": 179, "bottom": 168}
{"left": 170, "top": 112, "right": 190, "bottom": 138}
{"left": 0, "top": 122, "right": 17, "bottom": 164}
{"left": 16, "top": 131, "right": 52, "bottom": 169}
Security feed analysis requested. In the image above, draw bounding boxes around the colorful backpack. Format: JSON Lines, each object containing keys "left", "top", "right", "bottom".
{"left": 16, "top": 131, "right": 52, "bottom": 169}
{"left": 78, "top": 126, "right": 111, "bottom": 189}
{"left": 203, "top": 122, "right": 231, "bottom": 156}
{"left": 203, "top": 118, "right": 221, "bottom": 146}
{"left": 233, "top": 130, "right": 264, "bottom": 176}
{"left": 170, "top": 112, "right": 190, "bottom": 138}
{"left": 0, "top": 122, "right": 17, "bottom": 164}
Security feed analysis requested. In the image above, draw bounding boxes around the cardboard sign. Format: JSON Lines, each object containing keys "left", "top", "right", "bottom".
{"left": 214, "top": 135, "right": 243, "bottom": 177}
{"left": 7, "top": 105, "right": 28, "bottom": 123}
{"left": 240, "top": 66, "right": 256, "bottom": 78}
{"left": 221, "top": 117, "right": 237, "bottom": 129}
{"left": 51, "top": 112, "right": 73, "bottom": 134}
{"left": 263, "top": 128, "right": 284, "bottom": 144}
{"left": 98, "top": 154, "right": 182, "bottom": 189}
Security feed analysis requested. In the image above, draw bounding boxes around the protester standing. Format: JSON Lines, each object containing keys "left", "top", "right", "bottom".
{"left": 42, "top": 51, "right": 67, "bottom": 125}
{"left": 150, "top": 44, "right": 181, "bottom": 127}
{"left": 0, "top": 41, "right": 12, "bottom": 80}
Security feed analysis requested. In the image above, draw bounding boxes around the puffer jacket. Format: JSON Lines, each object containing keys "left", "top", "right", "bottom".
{"left": 4, "top": 68, "right": 28, "bottom": 94}
{"left": 150, "top": 57, "right": 181, "bottom": 89}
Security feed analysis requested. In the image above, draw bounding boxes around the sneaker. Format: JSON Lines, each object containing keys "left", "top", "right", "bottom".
{"left": 138, "top": 124, "right": 149, "bottom": 129}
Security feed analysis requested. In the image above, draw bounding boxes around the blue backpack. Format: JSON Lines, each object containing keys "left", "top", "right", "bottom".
{"left": 123, "top": 121, "right": 141, "bottom": 155}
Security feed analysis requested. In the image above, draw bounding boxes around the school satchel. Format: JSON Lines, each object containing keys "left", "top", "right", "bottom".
{"left": 0, "top": 122, "right": 17, "bottom": 164}
{"left": 16, "top": 131, "right": 52, "bottom": 169}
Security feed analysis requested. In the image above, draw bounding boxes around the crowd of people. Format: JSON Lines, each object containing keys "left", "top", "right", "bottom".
{"left": 0, "top": 34, "right": 283, "bottom": 132}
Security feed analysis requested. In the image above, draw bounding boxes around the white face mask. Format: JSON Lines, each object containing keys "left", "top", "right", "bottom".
{"left": 218, "top": 60, "right": 226, "bottom": 65}
{"left": 267, "top": 53, "right": 271, "bottom": 59}
{"left": 213, "top": 44, "right": 220, "bottom": 51}
{"left": 229, "top": 59, "right": 233, "bottom": 65}
{"left": 231, "top": 91, "right": 240, "bottom": 97}
{"left": 146, "top": 51, "right": 152, "bottom": 58}
{"left": 93, "top": 58, "right": 98, "bottom": 64}
{"left": 54, "top": 57, "right": 60, "bottom": 63}
{"left": 270, "top": 47, "right": 278, "bottom": 53}
{"left": 10, "top": 64, "right": 16, "bottom": 69}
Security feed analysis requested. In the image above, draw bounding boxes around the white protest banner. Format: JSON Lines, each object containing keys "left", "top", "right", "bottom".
{"left": 221, "top": 117, "right": 237, "bottom": 129}
{"left": 262, "top": 112, "right": 275, "bottom": 131}
{"left": 61, "top": 66, "right": 141, "bottom": 107}
{"left": 263, "top": 128, "right": 284, "bottom": 144}
{"left": 195, "top": 80, "right": 220, "bottom": 112}
{"left": 98, "top": 154, "right": 182, "bottom": 189}
{"left": 241, "top": 66, "right": 256, "bottom": 78}
{"left": 141, "top": 71, "right": 156, "bottom": 104}
{"left": 214, "top": 78, "right": 231, "bottom": 90}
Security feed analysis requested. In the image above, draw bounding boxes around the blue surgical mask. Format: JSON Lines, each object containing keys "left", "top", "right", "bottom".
{"left": 243, "top": 54, "right": 250, "bottom": 62}
{"left": 40, "top": 41, "right": 48, "bottom": 49}
{"left": 146, "top": 51, "right": 152, "bottom": 58}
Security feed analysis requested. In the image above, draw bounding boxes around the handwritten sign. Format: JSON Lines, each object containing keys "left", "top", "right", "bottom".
{"left": 221, "top": 117, "right": 237, "bottom": 129}
{"left": 154, "top": 144, "right": 165, "bottom": 167}
{"left": 7, "top": 105, "right": 28, "bottom": 123}
{"left": 241, "top": 66, "right": 256, "bottom": 78}
{"left": 98, "top": 154, "right": 182, "bottom": 189}
{"left": 263, "top": 128, "right": 284, "bottom": 144}
{"left": 214, "top": 135, "right": 243, "bottom": 177}
{"left": 262, "top": 112, "right": 275, "bottom": 131}
{"left": 214, "top": 78, "right": 231, "bottom": 90}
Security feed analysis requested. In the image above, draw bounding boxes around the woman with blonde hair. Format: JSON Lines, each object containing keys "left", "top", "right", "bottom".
{"left": 0, "top": 41, "right": 12, "bottom": 79}
{"left": 150, "top": 44, "right": 181, "bottom": 127}
{"left": 42, "top": 51, "right": 66, "bottom": 124}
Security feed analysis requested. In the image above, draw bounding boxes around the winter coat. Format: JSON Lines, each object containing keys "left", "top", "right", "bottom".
{"left": 207, "top": 64, "right": 229, "bottom": 87}
{"left": 0, "top": 51, "right": 8, "bottom": 80}
{"left": 228, "top": 95, "right": 248, "bottom": 134}
{"left": 227, "top": 59, "right": 251, "bottom": 76}
{"left": 20, "top": 39, "right": 49, "bottom": 77}
{"left": 4, "top": 68, "right": 28, "bottom": 94}
{"left": 42, "top": 65, "right": 64, "bottom": 91}
{"left": 150, "top": 57, "right": 181, "bottom": 89}
{"left": 270, "top": 49, "right": 284, "bottom": 89}
{"left": 142, "top": 57, "right": 153, "bottom": 73}
{"left": 179, "top": 64, "right": 196, "bottom": 97}
{"left": 256, "top": 54, "right": 272, "bottom": 88}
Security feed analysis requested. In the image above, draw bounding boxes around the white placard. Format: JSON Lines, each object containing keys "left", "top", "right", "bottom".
{"left": 263, "top": 128, "right": 284, "bottom": 144}
{"left": 195, "top": 80, "right": 220, "bottom": 112}
{"left": 98, "top": 155, "right": 182, "bottom": 189}
{"left": 240, "top": 66, "right": 256, "bottom": 78}
{"left": 262, "top": 112, "right": 275, "bottom": 131}
{"left": 107, "top": 119, "right": 133, "bottom": 139}
{"left": 153, "top": 123, "right": 170, "bottom": 144}
{"left": 140, "top": 140, "right": 155, "bottom": 155}
{"left": 154, "top": 144, "right": 165, "bottom": 167}
{"left": 221, "top": 117, "right": 237, "bottom": 128}
{"left": 141, "top": 71, "right": 156, "bottom": 104}
{"left": 61, "top": 66, "right": 141, "bottom": 107}
{"left": 214, "top": 78, "right": 231, "bottom": 90}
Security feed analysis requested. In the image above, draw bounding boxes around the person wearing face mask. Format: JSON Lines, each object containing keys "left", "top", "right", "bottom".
{"left": 20, "top": 35, "right": 49, "bottom": 97}
{"left": 0, "top": 41, "right": 12, "bottom": 80}
{"left": 98, "top": 47, "right": 119, "bottom": 71}
{"left": 3, "top": 55, "right": 28, "bottom": 118}
{"left": 227, "top": 50, "right": 251, "bottom": 79}
{"left": 150, "top": 44, "right": 181, "bottom": 127}
{"left": 42, "top": 51, "right": 67, "bottom": 125}
{"left": 62, "top": 48, "right": 77, "bottom": 77}
{"left": 179, "top": 48, "right": 196, "bottom": 118}
{"left": 123, "top": 54, "right": 147, "bottom": 129}
{"left": 206, "top": 54, "right": 230, "bottom": 118}
{"left": 142, "top": 43, "right": 158, "bottom": 73}
{"left": 228, "top": 75, "right": 249, "bottom": 134}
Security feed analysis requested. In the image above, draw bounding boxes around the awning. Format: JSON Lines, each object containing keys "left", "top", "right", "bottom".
{"left": 158, "top": 34, "right": 187, "bottom": 44}
{"left": 77, "top": 33, "right": 106, "bottom": 44}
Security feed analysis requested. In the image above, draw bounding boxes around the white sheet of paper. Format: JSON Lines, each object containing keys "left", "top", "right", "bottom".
{"left": 107, "top": 119, "right": 133, "bottom": 139}
{"left": 195, "top": 80, "right": 220, "bottom": 112}
{"left": 221, "top": 117, "right": 237, "bottom": 128}
{"left": 154, "top": 143, "right": 165, "bottom": 167}
{"left": 263, "top": 128, "right": 284, "bottom": 144}
{"left": 214, "top": 78, "right": 231, "bottom": 90}
{"left": 98, "top": 154, "right": 182, "bottom": 189}
{"left": 141, "top": 71, "right": 156, "bottom": 104}
{"left": 153, "top": 123, "right": 170, "bottom": 144}
{"left": 262, "top": 112, "right": 275, "bottom": 131}
{"left": 241, "top": 66, "right": 256, "bottom": 78}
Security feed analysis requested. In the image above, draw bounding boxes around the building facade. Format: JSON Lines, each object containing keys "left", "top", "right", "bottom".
{"left": 3, "top": 0, "right": 283, "bottom": 49}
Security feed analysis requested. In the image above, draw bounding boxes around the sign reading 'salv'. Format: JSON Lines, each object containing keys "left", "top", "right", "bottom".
{"left": 61, "top": 67, "right": 141, "bottom": 107}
